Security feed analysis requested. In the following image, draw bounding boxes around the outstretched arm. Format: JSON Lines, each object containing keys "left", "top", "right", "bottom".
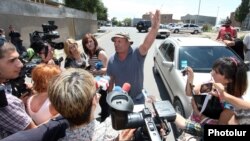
{"left": 139, "top": 10, "right": 161, "bottom": 56}
{"left": 213, "top": 83, "right": 250, "bottom": 109}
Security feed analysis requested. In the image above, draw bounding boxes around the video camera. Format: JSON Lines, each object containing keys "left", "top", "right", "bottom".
{"left": 29, "top": 21, "right": 64, "bottom": 51}
{"left": 9, "top": 21, "right": 64, "bottom": 98}
{"left": 106, "top": 90, "right": 176, "bottom": 141}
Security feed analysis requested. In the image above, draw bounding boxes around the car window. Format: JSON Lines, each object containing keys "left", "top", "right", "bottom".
{"left": 159, "top": 42, "right": 169, "bottom": 55}
{"left": 165, "top": 43, "right": 175, "bottom": 62}
{"left": 178, "top": 46, "right": 239, "bottom": 72}
{"left": 183, "top": 24, "right": 188, "bottom": 27}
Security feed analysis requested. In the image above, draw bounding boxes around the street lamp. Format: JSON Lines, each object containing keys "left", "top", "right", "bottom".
{"left": 196, "top": 0, "right": 201, "bottom": 25}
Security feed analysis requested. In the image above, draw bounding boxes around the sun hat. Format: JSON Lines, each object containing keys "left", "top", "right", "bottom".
{"left": 111, "top": 32, "right": 133, "bottom": 45}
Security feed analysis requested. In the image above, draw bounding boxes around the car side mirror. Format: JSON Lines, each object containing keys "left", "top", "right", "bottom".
{"left": 244, "top": 61, "right": 250, "bottom": 71}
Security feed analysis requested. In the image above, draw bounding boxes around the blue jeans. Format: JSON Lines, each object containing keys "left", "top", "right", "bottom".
{"left": 132, "top": 93, "right": 145, "bottom": 105}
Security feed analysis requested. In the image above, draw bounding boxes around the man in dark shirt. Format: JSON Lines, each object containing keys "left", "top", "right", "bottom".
{"left": 8, "top": 25, "right": 26, "bottom": 55}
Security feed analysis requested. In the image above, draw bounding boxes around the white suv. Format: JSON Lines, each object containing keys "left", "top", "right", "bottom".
{"left": 171, "top": 23, "right": 201, "bottom": 34}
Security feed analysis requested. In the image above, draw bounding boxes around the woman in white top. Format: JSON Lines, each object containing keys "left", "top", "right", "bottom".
{"left": 26, "top": 63, "right": 61, "bottom": 125}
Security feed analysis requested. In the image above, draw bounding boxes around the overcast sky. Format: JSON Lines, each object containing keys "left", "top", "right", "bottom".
{"left": 102, "top": 0, "right": 241, "bottom": 22}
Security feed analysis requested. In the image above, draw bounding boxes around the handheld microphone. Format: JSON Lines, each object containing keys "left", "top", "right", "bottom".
{"left": 113, "top": 86, "right": 122, "bottom": 92}
{"left": 122, "top": 83, "right": 131, "bottom": 93}
{"left": 112, "top": 82, "right": 131, "bottom": 94}
{"left": 95, "top": 75, "right": 110, "bottom": 91}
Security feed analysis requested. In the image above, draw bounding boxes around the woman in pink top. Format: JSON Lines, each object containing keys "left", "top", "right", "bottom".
{"left": 26, "top": 63, "right": 61, "bottom": 125}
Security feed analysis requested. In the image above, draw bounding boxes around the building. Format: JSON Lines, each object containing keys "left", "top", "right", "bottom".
{"left": 131, "top": 18, "right": 143, "bottom": 27}
{"left": 142, "top": 13, "right": 173, "bottom": 24}
{"left": 28, "top": 0, "right": 65, "bottom": 6}
{"left": 0, "top": 0, "right": 97, "bottom": 47}
{"left": 181, "top": 14, "right": 216, "bottom": 26}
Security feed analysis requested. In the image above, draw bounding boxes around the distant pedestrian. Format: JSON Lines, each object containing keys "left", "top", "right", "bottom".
{"left": 8, "top": 25, "right": 26, "bottom": 55}
{"left": 216, "top": 19, "right": 244, "bottom": 60}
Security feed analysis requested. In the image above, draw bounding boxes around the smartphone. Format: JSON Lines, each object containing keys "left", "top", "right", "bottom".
{"left": 181, "top": 69, "right": 187, "bottom": 76}
{"left": 200, "top": 82, "right": 213, "bottom": 93}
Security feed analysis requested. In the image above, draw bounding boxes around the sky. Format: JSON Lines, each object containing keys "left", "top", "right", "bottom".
{"left": 102, "top": 0, "right": 242, "bottom": 23}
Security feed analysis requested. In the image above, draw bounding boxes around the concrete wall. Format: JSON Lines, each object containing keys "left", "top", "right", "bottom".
{"left": 0, "top": 0, "right": 97, "bottom": 47}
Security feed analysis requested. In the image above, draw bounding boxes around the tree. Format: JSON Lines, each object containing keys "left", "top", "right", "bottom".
{"left": 65, "top": 0, "right": 108, "bottom": 21}
{"left": 111, "top": 17, "right": 118, "bottom": 26}
{"left": 123, "top": 18, "right": 132, "bottom": 26}
{"left": 235, "top": 0, "right": 250, "bottom": 24}
{"left": 96, "top": 1, "right": 108, "bottom": 21}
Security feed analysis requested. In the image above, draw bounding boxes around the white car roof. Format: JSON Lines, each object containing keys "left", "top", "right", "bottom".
{"left": 170, "top": 37, "right": 225, "bottom": 47}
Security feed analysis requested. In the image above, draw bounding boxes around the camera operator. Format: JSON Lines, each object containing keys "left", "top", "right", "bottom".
{"left": 0, "top": 39, "right": 36, "bottom": 139}
{"left": 30, "top": 40, "right": 56, "bottom": 65}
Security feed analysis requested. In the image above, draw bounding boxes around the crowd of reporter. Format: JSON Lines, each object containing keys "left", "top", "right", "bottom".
{"left": 1, "top": 9, "right": 250, "bottom": 141}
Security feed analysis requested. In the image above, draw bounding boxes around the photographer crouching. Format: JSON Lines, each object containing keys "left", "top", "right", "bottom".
{"left": 0, "top": 38, "right": 36, "bottom": 139}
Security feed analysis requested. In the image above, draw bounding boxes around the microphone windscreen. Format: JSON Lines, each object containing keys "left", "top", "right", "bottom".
{"left": 113, "top": 86, "right": 122, "bottom": 92}
{"left": 122, "top": 83, "right": 131, "bottom": 93}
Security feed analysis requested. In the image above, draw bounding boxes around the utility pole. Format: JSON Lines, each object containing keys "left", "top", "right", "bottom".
{"left": 196, "top": 0, "right": 201, "bottom": 25}
{"left": 216, "top": 6, "right": 220, "bottom": 25}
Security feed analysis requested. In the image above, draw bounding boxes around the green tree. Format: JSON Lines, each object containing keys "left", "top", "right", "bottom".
{"left": 123, "top": 18, "right": 132, "bottom": 26}
{"left": 235, "top": 0, "right": 250, "bottom": 24}
{"left": 65, "top": 0, "right": 107, "bottom": 21}
{"left": 96, "top": 1, "right": 108, "bottom": 21}
{"left": 111, "top": 17, "right": 118, "bottom": 26}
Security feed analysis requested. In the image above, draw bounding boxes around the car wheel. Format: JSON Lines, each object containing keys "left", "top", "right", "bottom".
{"left": 172, "top": 99, "right": 185, "bottom": 137}
{"left": 174, "top": 29, "right": 179, "bottom": 33}
{"left": 193, "top": 30, "right": 198, "bottom": 34}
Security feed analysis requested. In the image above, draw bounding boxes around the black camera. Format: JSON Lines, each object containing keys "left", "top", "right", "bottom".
{"left": 106, "top": 90, "right": 176, "bottom": 141}
{"left": 29, "top": 21, "right": 64, "bottom": 53}
{"left": 8, "top": 58, "right": 39, "bottom": 98}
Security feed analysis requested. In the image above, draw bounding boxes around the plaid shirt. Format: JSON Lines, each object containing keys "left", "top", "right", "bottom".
{"left": 184, "top": 119, "right": 203, "bottom": 137}
{"left": 0, "top": 94, "right": 32, "bottom": 139}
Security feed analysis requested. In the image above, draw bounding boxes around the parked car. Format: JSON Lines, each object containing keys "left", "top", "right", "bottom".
{"left": 136, "top": 20, "right": 151, "bottom": 32}
{"left": 153, "top": 37, "right": 248, "bottom": 120}
{"left": 156, "top": 24, "right": 171, "bottom": 39}
{"left": 170, "top": 24, "right": 201, "bottom": 34}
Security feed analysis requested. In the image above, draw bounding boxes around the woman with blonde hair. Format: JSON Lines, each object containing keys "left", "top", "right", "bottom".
{"left": 64, "top": 38, "right": 87, "bottom": 69}
{"left": 26, "top": 63, "right": 61, "bottom": 125}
